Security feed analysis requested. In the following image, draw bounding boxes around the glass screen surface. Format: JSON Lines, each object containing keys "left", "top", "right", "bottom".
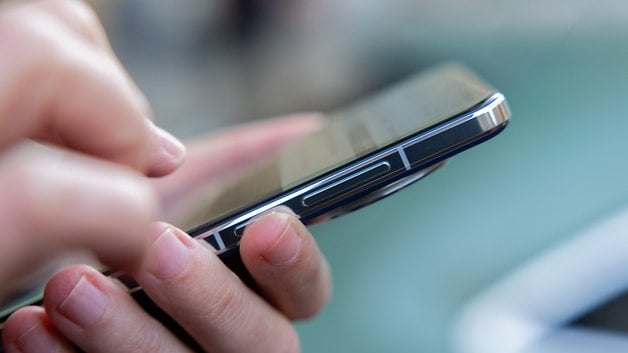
{"left": 179, "top": 64, "right": 493, "bottom": 229}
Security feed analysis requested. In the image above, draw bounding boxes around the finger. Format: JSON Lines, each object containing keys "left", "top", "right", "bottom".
{"left": 0, "top": 0, "right": 185, "bottom": 176}
{"left": 153, "top": 113, "right": 325, "bottom": 208}
{"left": 42, "top": 265, "right": 193, "bottom": 353}
{"left": 34, "top": 0, "right": 152, "bottom": 122}
{"left": 132, "top": 223, "right": 300, "bottom": 353}
{"left": 3, "top": 306, "right": 76, "bottom": 353}
{"left": 185, "top": 113, "right": 324, "bottom": 174}
{"left": 240, "top": 210, "right": 332, "bottom": 319}
{"left": 0, "top": 143, "right": 157, "bottom": 297}
{"left": 32, "top": 0, "right": 109, "bottom": 48}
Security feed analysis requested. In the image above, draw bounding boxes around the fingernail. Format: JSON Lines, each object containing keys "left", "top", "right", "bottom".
{"left": 154, "top": 125, "right": 186, "bottom": 163}
{"left": 148, "top": 227, "right": 190, "bottom": 280}
{"left": 57, "top": 276, "right": 107, "bottom": 328}
{"left": 14, "top": 322, "right": 60, "bottom": 353}
{"left": 260, "top": 213, "right": 302, "bottom": 265}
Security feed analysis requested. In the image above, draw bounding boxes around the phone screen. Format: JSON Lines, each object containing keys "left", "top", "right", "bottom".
{"left": 180, "top": 65, "right": 493, "bottom": 229}
{"left": 0, "top": 64, "right": 505, "bottom": 328}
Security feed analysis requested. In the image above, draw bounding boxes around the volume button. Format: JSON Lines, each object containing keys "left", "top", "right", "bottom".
{"left": 301, "top": 161, "right": 391, "bottom": 207}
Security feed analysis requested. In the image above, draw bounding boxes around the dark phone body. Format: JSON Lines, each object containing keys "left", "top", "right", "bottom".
{"left": 186, "top": 65, "right": 510, "bottom": 259}
{"left": 0, "top": 64, "right": 509, "bottom": 349}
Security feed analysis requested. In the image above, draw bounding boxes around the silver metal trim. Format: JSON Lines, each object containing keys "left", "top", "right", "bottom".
{"left": 397, "top": 146, "right": 412, "bottom": 170}
{"left": 195, "top": 92, "right": 509, "bottom": 253}
{"left": 400, "top": 93, "right": 508, "bottom": 151}
{"left": 0, "top": 91, "right": 511, "bottom": 330}
{"left": 213, "top": 231, "right": 226, "bottom": 250}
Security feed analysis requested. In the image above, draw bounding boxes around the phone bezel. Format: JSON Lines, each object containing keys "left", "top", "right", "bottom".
{"left": 0, "top": 80, "right": 511, "bottom": 332}
{"left": 190, "top": 92, "right": 510, "bottom": 253}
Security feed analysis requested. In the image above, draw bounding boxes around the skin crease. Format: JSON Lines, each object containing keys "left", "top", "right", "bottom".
{"left": 0, "top": 1, "right": 331, "bottom": 352}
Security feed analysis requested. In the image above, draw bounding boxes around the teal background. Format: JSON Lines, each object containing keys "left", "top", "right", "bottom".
{"left": 94, "top": 1, "right": 628, "bottom": 351}
{"left": 296, "top": 13, "right": 628, "bottom": 353}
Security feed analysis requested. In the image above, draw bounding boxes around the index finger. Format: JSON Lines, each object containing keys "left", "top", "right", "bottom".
{"left": 0, "top": 0, "right": 184, "bottom": 176}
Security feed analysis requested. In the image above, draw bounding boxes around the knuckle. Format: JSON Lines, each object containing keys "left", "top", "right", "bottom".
{"left": 0, "top": 4, "right": 74, "bottom": 81}
{"left": 0, "top": 8, "right": 43, "bottom": 51}
{"left": 0, "top": 148, "right": 156, "bottom": 236}
{"left": 206, "top": 280, "right": 249, "bottom": 326}
{"left": 0, "top": 161, "right": 42, "bottom": 219}
{"left": 1, "top": 162, "right": 56, "bottom": 225}
{"left": 45, "top": 0, "right": 106, "bottom": 46}
{"left": 1, "top": 0, "right": 106, "bottom": 51}
{"left": 43, "top": 0, "right": 100, "bottom": 30}
{"left": 122, "top": 328, "right": 168, "bottom": 353}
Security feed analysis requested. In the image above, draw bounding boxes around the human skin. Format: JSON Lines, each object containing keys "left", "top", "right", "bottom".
{"left": 0, "top": 1, "right": 331, "bottom": 352}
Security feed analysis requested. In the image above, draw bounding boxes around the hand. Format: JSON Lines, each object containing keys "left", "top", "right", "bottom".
{"left": 151, "top": 113, "right": 326, "bottom": 226}
{"left": 0, "top": 0, "right": 332, "bottom": 351}
{"left": 3, "top": 216, "right": 332, "bottom": 353}
{"left": 2, "top": 114, "right": 331, "bottom": 353}
{"left": 0, "top": 0, "right": 186, "bottom": 300}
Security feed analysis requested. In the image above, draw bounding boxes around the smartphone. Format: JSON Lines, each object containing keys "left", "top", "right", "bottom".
{"left": 182, "top": 63, "right": 510, "bottom": 278}
{"left": 0, "top": 63, "right": 509, "bottom": 339}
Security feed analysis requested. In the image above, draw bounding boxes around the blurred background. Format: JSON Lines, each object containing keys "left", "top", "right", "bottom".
{"left": 84, "top": 0, "right": 628, "bottom": 352}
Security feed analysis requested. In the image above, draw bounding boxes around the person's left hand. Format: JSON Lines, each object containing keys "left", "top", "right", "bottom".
{"left": 2, "top": 115, "right": 332, "bottom": 353}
